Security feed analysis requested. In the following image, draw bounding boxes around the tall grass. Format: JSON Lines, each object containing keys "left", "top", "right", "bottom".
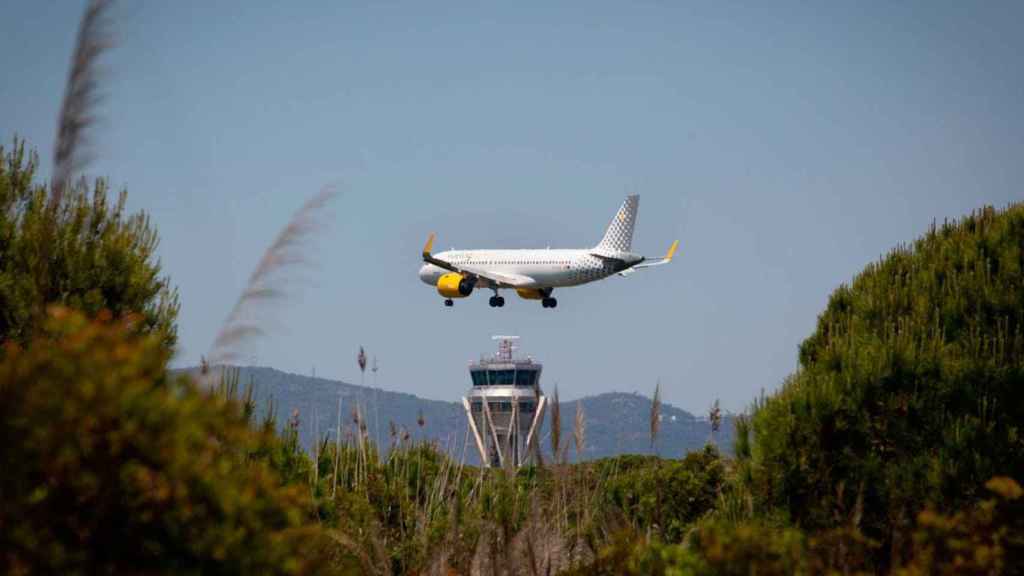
{"left": 208, "top": 366, "right": 721, "bottom": 575}
{"left": 50, "top": 0, "right": 112, "bottom": 208}
{"left": 650, "top": 381, "right": 661, "bottom": 451}
{"left": 35, "top": 0, "right": 113, "bottom": 317}
{"left": 206, "top": 186, "right": 338, "bottom": 368}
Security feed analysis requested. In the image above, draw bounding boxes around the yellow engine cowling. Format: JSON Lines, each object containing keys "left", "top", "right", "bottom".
{"left": 437, "top": 273, "right": 474, "bottom": 298}
{"left": 516, "top": 288, "right": 545, "bottom": 300}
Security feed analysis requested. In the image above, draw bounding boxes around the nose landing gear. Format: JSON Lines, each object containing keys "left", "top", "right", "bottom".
{"left": 444, "top": 299, "right": 454, "bottom": 307}
{"left": 488, "top": 295, "right": 505, "bottom": 308}
{"left": 541, "top": 297, "right": 557, "bottom": 308}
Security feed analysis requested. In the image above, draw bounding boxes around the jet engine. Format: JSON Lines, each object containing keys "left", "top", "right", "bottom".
{"left": 437, "top": 273, "right": 474, "bottom": 298}
{"left": 515, "top": 288, "right": 548, "bottom": 300}
{"left": 515, "top": 288, "right": 543, "bottom": 300}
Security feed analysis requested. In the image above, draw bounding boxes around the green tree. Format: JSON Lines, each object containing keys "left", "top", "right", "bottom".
{"left": 0, "top": 137, "right": 178, "bottom": 349}
{"left": 748, "top": 204, "right": 1024, "bottom": 567}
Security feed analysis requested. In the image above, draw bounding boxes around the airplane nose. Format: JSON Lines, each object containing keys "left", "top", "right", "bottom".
{"left": 418, "top": 264, "right": 433, "bottom": 285}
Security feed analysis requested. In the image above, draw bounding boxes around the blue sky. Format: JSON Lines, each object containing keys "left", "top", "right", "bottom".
{"left": 2, "top": 1, "right": 1021, "bottom": 413}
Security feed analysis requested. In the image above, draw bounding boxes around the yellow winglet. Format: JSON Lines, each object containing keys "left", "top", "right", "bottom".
{"left": 422, "top": 233, "right": 436, "bottom": 257}
{"left": 665, "top": 239, "right": 679, "bottom": 262}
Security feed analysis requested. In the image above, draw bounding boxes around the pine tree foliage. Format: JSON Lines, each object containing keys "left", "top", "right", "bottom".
{"left": 749, "top": 203, "right": 1024, "bottom": 564}
{"left": 0, "top": 138, "right": 178, "bottom": 349}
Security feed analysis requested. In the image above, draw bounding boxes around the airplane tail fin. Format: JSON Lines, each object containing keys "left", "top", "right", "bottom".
{"left": 594, "top": 194, "right": 638, "bottom": 255}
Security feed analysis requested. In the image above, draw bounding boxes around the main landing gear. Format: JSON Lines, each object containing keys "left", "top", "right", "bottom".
{"left": 444, "top": 299, "right": 454, "bottom": 307}
{"left": 488, "top": 295, "right": 505, "bottom": 308}
{"left": 541, "top": 297, "right": 557, "bottom": 308}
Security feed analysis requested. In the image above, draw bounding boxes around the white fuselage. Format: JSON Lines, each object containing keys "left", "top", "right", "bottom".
{"left": 418, "top": 249, "right": 636, "bottom": 290}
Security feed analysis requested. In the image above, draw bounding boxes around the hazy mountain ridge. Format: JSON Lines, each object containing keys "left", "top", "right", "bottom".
{"left": 176, "top": 366, "right": 734, "bottom": 461}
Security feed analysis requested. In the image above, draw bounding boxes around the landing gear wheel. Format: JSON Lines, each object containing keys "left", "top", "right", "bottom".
{"left": 542, "top": 297, "right": 557, "bottom": 308}
{"left": 489, "top": 296, "right": 498, "bottom": 307}
{"left": 444, "top": 299, "right": 454, "bottom": 307}
{"left": 496, "top": 296, "right": 505, "bottom": 307}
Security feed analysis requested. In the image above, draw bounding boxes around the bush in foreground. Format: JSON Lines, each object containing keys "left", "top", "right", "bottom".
{"left": 0, "top": 307, "right": 337, "bottom": 575}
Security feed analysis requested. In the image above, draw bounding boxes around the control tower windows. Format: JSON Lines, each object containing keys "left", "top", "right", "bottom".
{"left": 491, "top": 370, "right": 515, "bottom": 386}
{"left": 515, "top": 369, "right": 538, "bottom": 387}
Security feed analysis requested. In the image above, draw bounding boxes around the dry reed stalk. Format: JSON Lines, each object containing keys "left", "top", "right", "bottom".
{"left": 549, "top": 385, "right": 561, "bottom": 464}
{"left": 50, "top": 0, "right": 113, "bottom": 209}
{"left": 709, "top": 398, "right": 722, "bottom": 445}
{"left": 349, "top": 406, "right": 363, "bottom": 487}
{"left": 650, "top": 380, "right": 662, "bottom": 451}
{"left": 205, "top": 186, "right": 338, "bottom": 368}
{"left": 572, "top": 401, "right": 585, "bottom": 461}
{"left": 414, "top": 435, "right": 424, "bottom": 514}
{"left": 332, "top": 395, "right": 342, "bottom": 498}
{"left": 424, "top": 439, "right": 451, "bottom": 522}
{"left": 37, "top": 0, "right": 114, "bottom": 308}
{"left": 312, "top": 405, "right": 320, "bottom": 487}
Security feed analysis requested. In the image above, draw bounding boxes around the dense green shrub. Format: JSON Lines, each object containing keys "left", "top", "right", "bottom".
{"left": 569, "top": 479, "right": 1023, "bottom": 576}
{"left": 0, "top": 138, "right": 178, "bottom": 349}
{"left": 0, "top": 308, "right": 335, "bottom": 575}
{"left": 305, "top": 437, "right": 489, "bottom": 575}
{"left": 749, "top": 204, "right": 1024, "bottom": 565}
{"left": 595, "top": 446, "right": 725, "bottom": 542}
{"left": 561, "top": 520, "right": 808, "bottom": 576}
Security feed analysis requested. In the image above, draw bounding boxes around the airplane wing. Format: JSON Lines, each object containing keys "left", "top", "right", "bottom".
{"left": 618, "top": 239, "right": 679, "bottom": 277}
{"left": 422, "top": 234, "right": 536, "bottom": 288}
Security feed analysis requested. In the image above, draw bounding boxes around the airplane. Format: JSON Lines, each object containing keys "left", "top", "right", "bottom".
{"left": 418, "top": 194, "right": 678, "bottom": 309}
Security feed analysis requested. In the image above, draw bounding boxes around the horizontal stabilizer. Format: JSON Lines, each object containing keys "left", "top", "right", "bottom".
{"left": 618, "top": 240, "right": 679, "bottom": 276}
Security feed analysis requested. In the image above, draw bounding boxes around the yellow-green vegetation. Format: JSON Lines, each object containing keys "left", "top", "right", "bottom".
{"left": 0, "top": 138, "right": 179, "bottom": 349}
{"left": 897, "top": 476, "right": 1024, "bottom": 575}
{"left": 563, "top": 475, "right": 1023, "bottom": 575}
{"left": 0, "top": 308, "right": 337, "bottom": 575}
{"left": 288, "top": 427, "right": 727, "bottom": 574}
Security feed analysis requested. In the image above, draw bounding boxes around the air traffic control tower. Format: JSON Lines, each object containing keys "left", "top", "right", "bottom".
{"left": 463, "top": 336, "right": 547, "bottom": 468}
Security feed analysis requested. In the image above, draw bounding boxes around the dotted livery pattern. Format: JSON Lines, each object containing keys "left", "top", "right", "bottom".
{"left": 597, "top": 194, "right": 638, "bottom": 254}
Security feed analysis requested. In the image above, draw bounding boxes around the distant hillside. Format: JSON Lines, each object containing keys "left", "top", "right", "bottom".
{"left": 567, "top": 391, "right": 735, "bottom": 460}
{"left": 177, "top": 366, "right": 734, "bottom": 462}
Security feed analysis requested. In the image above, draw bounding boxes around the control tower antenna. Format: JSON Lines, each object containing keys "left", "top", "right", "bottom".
{"left": 492, "top": 335, "right": 519, "bottom": 362}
